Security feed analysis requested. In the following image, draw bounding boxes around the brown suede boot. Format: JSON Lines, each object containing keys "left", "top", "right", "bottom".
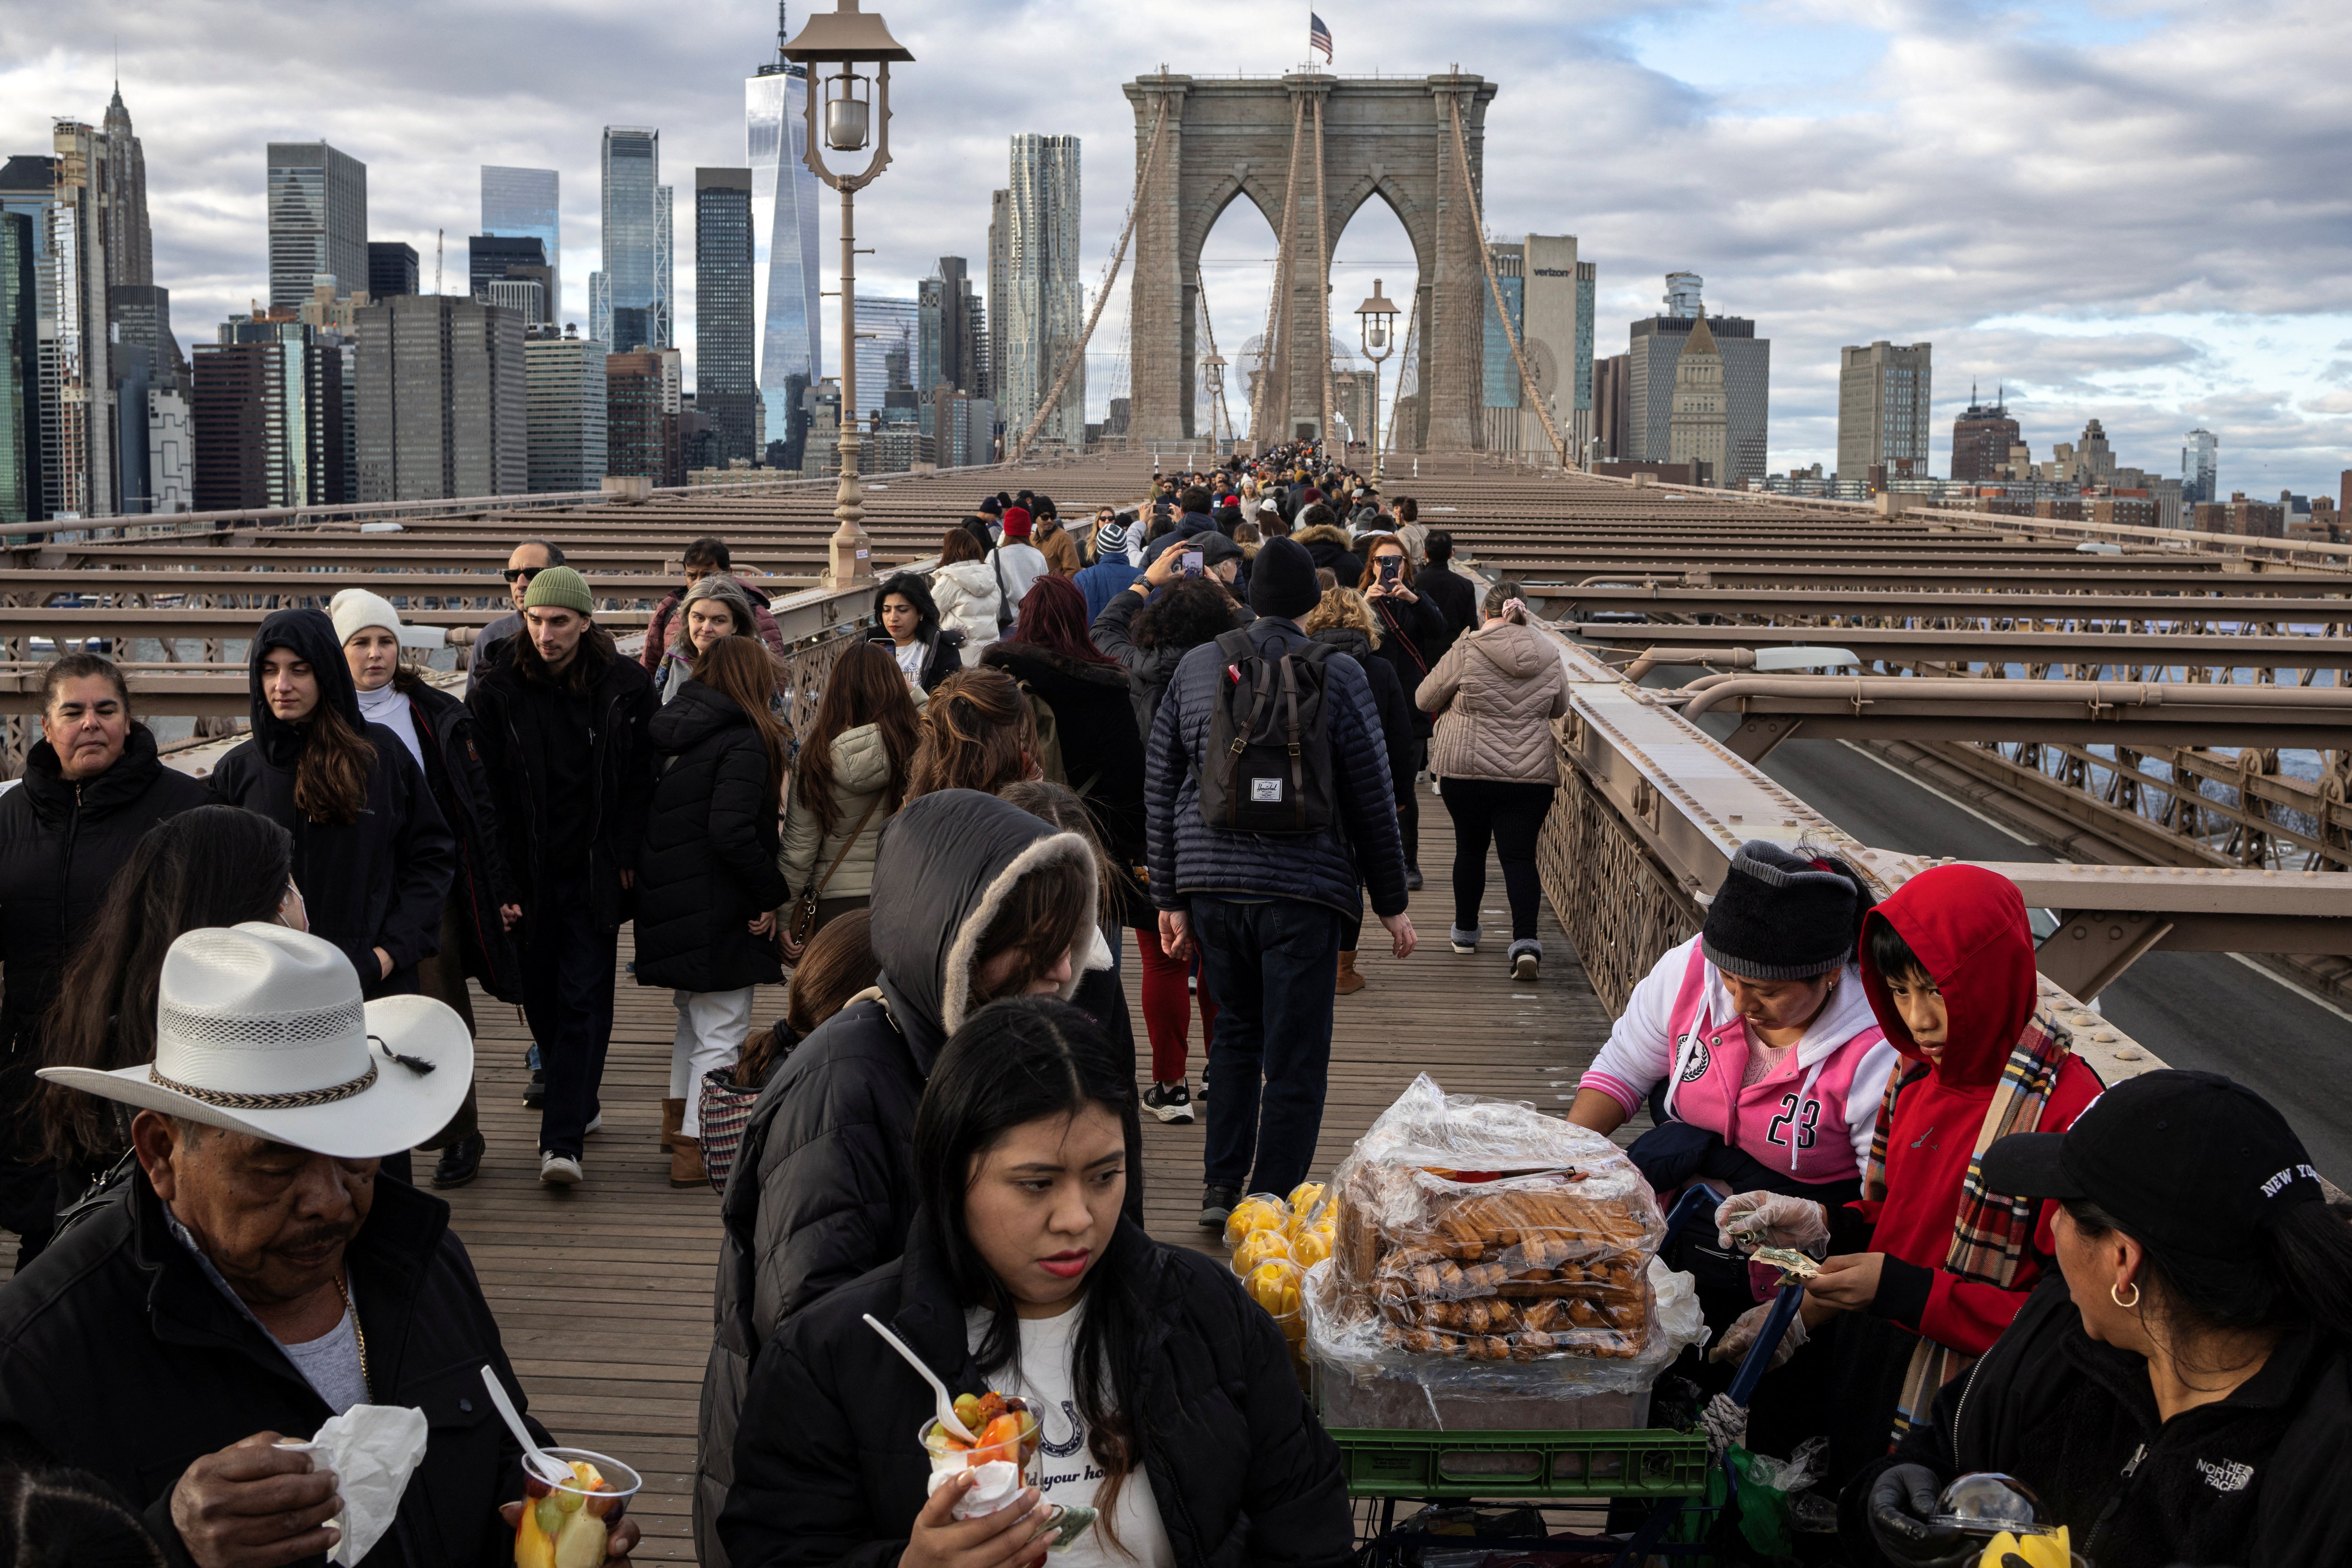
{"left": 1335, "top": 951, "right": 1366, "bottom": 995}
{"left": 661, "top": 1097, "right": 684, "bottom": 1152}
{"left": 670, "top": 1134, "right": 706, "bottom": 1189}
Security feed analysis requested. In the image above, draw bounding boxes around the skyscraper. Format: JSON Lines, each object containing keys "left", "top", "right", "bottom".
{"left": 986, "top": 189, "right": 1009, "bottom": 404}
{"left": 1479, "top": 234, "right": 1586, "bottom": 459}
{"left": 748, "top": 14, "right": 821, "bottom": 467}
{"left": 1950, "top": 385, "right": 2020, "bottom": 482}
{"left": 2183, "top": 427, "right": 2219, "bottom": 506}
{"left": 599, "top": 127, "right": 661, "bottom": 352}
{"left": 354, "top": 294, "right": 526, "bottom": 500}
{"left": 526, "top": 328, "right": 607, "bottom": 492}
{"left": 4, "top": 125, "right": 115, "bottom": 517}
{"left": 695, "top": 167, "right": 758, "bottom": 465}
{"left": 998, "top": 135, "right": 1082, "bottom": 451}
{"left": 368, "top": 241, "right": 418, "bottom": 299}
{"left": 850, "top": 298, "right": 920, "bottom": 421}
{"left": 1836, "top": 340, "right": 1932, "bottom": 482}
{"left": 192, "top": 315, "right": 349, "bottom": 511}
{"left": 1666, "top": 314, "right": 1727, "bottom": 485}
{"left": 468, "top": 235, "right": 552, "bottom": 325}
{"left": 481, "top": 166, "right": 560, "bottom": 318}
{"left": 0, "top": 210, "right": 33, "bottom": 523}
{"left": 653, "top": 184, "right": 674, "bottom": 350}
{"left": 1623, "top": 274, "right": 1769, "bottom": 485}
{"left": 97, "top": 84, "right": 179, "bottom": 512}
{"left": 917, "top": 256, "right": 985, "bottom": 400}
{"left": 100, "top": 84, "right": 152, "bottom": 290}
{"left": 267, "top": 142, "right": 367, "bottom": 307}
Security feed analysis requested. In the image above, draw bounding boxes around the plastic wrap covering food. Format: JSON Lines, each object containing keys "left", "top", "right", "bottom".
{"left": 1307, "top": 1074, "right": 1697, "bottom": 1396}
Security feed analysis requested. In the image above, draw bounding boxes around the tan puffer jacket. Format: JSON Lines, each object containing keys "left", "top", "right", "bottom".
{"left": 776, "top": 722, "right": 900, "bottom": 902}
{"left": 1416, "top": 621, "right": 1571, "bottom": 785}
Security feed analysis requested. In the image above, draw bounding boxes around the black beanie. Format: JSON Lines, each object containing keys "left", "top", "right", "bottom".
{"left": 1249, "top": 537, "right": 1320, "bottom": 619}
{"left": 1700, "top": 841, "right": 1869, "bottom": 980}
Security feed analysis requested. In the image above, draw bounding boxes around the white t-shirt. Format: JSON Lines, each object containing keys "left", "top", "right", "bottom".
{"left": 965, "top": 1301, "right": 1174, "bottom": 1568}
{"left": 892, "top": 637, "right": 926, "bottom": 686}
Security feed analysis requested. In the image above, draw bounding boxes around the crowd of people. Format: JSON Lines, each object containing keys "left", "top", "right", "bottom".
{"left": 0, "top": 443, "right": 2341, "bottom": 1566}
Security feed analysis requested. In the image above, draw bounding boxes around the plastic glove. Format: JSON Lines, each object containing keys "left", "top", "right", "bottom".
{"left": 1867, "top": 1464, "right": 1976, "bottom": 1568}
{"left": 1706, "top": 1299, "right": 1808, "bottom": 1369}
{"left": 1715, "top": 1191, "right": 1831, "bottom": 1252}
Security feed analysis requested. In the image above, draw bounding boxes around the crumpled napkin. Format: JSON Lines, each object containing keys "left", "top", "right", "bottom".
{"left": 926, "top": 1458, "right": 1022, "bottom": 1520}
{"left": 275, "top": 1405, "right": 430, "bottom": 1564}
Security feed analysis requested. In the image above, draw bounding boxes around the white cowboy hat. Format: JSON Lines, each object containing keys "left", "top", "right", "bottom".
{"left": 37, "top": 923, "right": 471, "bottom": 1159}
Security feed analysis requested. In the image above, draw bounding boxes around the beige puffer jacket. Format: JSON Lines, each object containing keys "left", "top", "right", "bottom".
{"left": 776, "top": 722, "right": 899, "bottom": 902}
{"left": 1416, "top": 621, "right": 1571, "bottom": 784}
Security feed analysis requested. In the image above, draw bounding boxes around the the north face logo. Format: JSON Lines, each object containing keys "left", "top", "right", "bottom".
{"left": 2196, "top": 1457, "right": 2254, "bottom": 1493}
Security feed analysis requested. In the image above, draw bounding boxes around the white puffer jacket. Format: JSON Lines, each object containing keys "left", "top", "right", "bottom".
{"left": 929, "top": 559, "right": 1001, "bottom": 666}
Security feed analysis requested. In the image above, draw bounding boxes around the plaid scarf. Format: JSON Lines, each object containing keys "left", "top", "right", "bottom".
{"left": 1862, "top": 1008, "right": 2073, "bottom": 1434}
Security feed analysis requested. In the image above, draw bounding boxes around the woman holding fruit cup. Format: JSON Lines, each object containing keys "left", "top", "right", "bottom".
{"left": 718, "top": 996, "right": 1353, "bottom": 1568}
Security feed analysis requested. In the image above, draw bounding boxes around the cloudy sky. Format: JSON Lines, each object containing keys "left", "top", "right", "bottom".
{"left": 5, "top": 0, "right": 2347, "bottom": 494}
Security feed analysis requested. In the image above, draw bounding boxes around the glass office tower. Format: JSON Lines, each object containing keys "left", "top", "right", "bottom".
{"left": 748, "top": 58, "right": 820, "bottom": 467}
{"left": 267, "top": 142, "right": 367, "bottom": 309}
{"left": 481, "top": 166, "right": 559, "bottom": 319}
{"left": 599, "top": 128, "right": 661, "bottom": 352}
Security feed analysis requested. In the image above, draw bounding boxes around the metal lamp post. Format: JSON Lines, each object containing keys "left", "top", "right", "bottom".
{"left": 782, "top": 0, "right": 913, "bottom": 590}
{"left": 1355, "top": 279, "right": 1399, "bottom": 485}
{"left": 1200, "top": 350, "right": 1227, "bottom": 452}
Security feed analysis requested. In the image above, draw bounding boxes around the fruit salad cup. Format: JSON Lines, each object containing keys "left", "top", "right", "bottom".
{"left": 920, "top": 1390, "right": 1043, "bottom": 1520}
{"left": 514, "top": 1449, "right": 641, "bottom": 1568}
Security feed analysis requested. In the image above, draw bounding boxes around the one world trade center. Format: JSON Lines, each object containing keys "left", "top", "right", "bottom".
{"left": 748, "top": 5, "right": 822, "bottom": 470}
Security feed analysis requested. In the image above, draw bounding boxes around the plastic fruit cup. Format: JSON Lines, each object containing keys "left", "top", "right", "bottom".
{"left": 920, "top": 1406, "right": 1042, "bottom": 1484}
{"left": 515, "top": 1447, "right": 643, "bottom": 1568}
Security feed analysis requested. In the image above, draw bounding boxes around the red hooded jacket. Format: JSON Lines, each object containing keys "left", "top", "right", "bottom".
{"left": 1847, "top": 865, "right": 2103, "bottom": 1356}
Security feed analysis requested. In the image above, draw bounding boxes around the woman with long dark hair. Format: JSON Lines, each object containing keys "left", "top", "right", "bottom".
{"left": 36, "top": 805, "right": 301, "bottom": 1203}
{"left": 634, "top": 637, "right": 795, "bottom": 1188}
{"left": 719, "top": 996, "right": 1352, "bottom": 1568}
{"left": 777, "top": 640, "right": 922, "bottom": 952}
{"left": 1851, "top": 1070, "right": 2352, "bottom": 1566}
{"left": 209, "top": 608, "right": 456, "bottom": 1001}
{"left": 870, "top": 571, "right": 965, "bottom": 693}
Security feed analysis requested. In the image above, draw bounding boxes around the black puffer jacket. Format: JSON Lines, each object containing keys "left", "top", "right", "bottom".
{"left": 634, "top": 680, "right": 790, "bottom": 994}
{"left": 720, "top": 1216, "right": 1352, "bottom": 1568}
{"left": 394, "top": 674, "right": 523, "bottom": 1004}
{"left": 0, "top": 1169, "right": 553, "bottom": 1568}
{"left": 0, "top": 724, "right": 209, "bottom": 1048}
{"left": 1310, "top": 626, "right": 1415, "bottom": 808}
{"left": 209, "top": 610, "right": 456, "bottom": 995}
{"left": 980, "top": 640, "right": 1148, "bottom": 925}
{"left": 1364, "top": 590, "right": 1448, "bottom": 739}
{"left": 1841, "top": 1276, "right": 2352, "bottom": 1567}
{"left": 464, "top": 630, "right": 658, "bottom": 933}
{"left": 1418, "top": 557, "right": 1479, "bottom": 649}
{"left": 695, "top": 790, "right": 1099, "bottom": 1566}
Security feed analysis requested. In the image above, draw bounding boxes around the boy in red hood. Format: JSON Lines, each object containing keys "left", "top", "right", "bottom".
{"left": 1713, "top": 864, "right": 2103, "bottom": 1476}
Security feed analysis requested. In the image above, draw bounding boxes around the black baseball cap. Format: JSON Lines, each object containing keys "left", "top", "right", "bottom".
{"left": 1982, "top": 1069, "right": 2323, "bottom": 1262}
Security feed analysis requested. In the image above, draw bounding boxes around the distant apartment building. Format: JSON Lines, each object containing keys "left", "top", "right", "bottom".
{"left": 927, "top": 387, "right": 996, "bottom": 468}
{"left": 1950, "top": 387, "right": 2020, "bottom": 482}
{"left": 1836, "top": 340, "right": 1931, "bottom": 483}
{"left": 606, "top": 349, "right": 679, "bottom": 485}
{"left": 354, "top": 293, "right": 526, "bottom": 501}
{"left": 267, "top": 142, "right": 367, "bottom": 309}
{"left": 2196, "top": 495, "right": 2284, "bottom": 538}
{"left": 524, "top": 327, "right": 606, "bottom": 492}
{"left": 1624, "top": 274, "right": 1768, "bottom": 485}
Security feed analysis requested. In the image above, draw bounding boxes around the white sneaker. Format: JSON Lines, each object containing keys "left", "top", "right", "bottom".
{"left": 539, "top": 1151, "right": 583, "bottom": 1186}
{"left": 584, "top": 1112, "right": 603, "bottom": 1135}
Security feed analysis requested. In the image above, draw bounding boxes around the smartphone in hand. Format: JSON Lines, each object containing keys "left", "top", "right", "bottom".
{"left": 1181, "top": 551, "right": 1205, "bottom": 577}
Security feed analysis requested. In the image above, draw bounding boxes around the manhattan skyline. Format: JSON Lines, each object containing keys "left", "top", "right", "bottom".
{"left": 2, "top": 0, "right": 2345, "bottom": 490}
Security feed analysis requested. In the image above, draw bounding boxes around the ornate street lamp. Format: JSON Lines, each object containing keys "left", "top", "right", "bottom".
{"left": 1355, "top": 279, "right": 1399, "bottom": 483}
{"left": 782, "top": 0, "right": 914, "bottom": 589}
{"left": 1200, "top": 349, "right": 1228, "bottom": 450}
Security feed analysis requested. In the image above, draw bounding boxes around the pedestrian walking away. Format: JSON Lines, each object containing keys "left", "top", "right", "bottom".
{"left": 718, "top": 996, "right": 1353, "bottom": 1568}
{"left": 634, "top": 638, "right": 795, "bottom": 1189}
{"left": 776, "top": 640, "right": 920, "bottom": 956}
{"left": 929, "top": 527, "right": 1002, "bottom": 664}
{"left": 1414, "top": 581, "right": 1570, "bottom": 981}
{"left": 987, "top": 508, "right": 1051, "bottom": 633}
{"left": 1416, "top": 528, "right": 1477, "bottom": 650}
{"left": 331, "top": 588, "right": 524, "bottom": 1190}
{"left": 695, "top": 788, "right": 1100, "bottom": 1563}
{"left": 465, "top": 565, "right": 658, "bottom": 1187}
{"left": 0, "top": 654, "right": 210, "bottom": 1264}
{"left": 1144, "top": 536, "right": 1414, "bottom": 1229}
{"left": 4, "top": 922, "right": 641, "bottom": 1567}
{"left": 1302, "top": 587, "right": 1417, "bottom": 998}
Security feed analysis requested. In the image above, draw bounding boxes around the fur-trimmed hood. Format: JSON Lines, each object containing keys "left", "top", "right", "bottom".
{"left": 866, "top": 788, "right": 1095, "bottom": 1068}
{"left": 1292, "top": 523, "right": 1354, "bottom": 550}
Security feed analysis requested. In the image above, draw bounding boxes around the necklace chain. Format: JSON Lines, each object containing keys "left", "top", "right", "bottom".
{"left": 332, "top": 1270, "right": 371, "bottom": 1395}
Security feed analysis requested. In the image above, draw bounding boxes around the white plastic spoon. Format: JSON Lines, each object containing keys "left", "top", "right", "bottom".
{"left": 481, "top": 1364, "right": 575, "bottom": 1488}
{"left": 862, "top": 1313, "right": 978, "bottom": 1443}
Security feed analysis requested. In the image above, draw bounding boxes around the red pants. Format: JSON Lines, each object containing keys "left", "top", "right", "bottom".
{"left": 1134, "top": 922, "right": 1218, "bottom": 1083}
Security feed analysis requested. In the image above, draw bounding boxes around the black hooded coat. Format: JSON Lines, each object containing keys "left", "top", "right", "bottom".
{"left": 693, "top": 790, "right": 1106, "bottom": 1566}
{"left": 208, "top": 609, "right": 456, "bottom": 995}
{"left": 632, "top": 680, "right": 791, "bottom": 995}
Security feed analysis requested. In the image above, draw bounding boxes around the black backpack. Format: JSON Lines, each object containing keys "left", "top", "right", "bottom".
{"left": 1198, "top": 628, "right": 1337, "bottom": 835}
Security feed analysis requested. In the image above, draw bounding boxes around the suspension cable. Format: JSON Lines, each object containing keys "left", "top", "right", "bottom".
{"left": 1446, "top": 94, "right": 1571, "bottom": 469}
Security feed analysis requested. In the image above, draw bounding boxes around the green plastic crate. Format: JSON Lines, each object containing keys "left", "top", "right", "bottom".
{"left": 1328, "top": 1426, "right": 1710, "bottom": 1501}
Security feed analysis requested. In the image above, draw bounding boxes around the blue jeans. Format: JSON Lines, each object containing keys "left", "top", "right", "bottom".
{"left": 1189, "top": 897, "right": 1341, "bottom": 1195}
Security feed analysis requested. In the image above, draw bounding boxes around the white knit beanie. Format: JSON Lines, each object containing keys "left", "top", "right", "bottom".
{"left": 330, "top": 588, "right": 444, "bottom": 649}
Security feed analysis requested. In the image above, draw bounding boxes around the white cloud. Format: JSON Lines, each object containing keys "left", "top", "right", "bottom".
{"left": 2, "top": 0, "right": 2345, "bottom": 493}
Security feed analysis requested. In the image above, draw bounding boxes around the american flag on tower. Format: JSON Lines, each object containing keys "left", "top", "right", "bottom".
{"left": 1309, "top": 12, "right": 1334, "bottom": 62}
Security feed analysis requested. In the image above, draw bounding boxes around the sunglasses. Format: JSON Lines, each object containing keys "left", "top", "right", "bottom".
{"left": 502, "top": 566, "right": 544, "bottom": 584}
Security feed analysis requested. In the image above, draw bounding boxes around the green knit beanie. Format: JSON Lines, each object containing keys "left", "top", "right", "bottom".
{"left": 522, "top": 565, "right": 594, "bottom": 616}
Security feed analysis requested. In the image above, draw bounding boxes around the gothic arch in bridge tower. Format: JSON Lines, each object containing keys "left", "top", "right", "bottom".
{"left": 1123, "top": 71, "right": 1498, "bottom": 450}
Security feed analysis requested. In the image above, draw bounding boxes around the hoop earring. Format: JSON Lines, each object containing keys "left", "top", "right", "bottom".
{"left": 2111, "top": 1280, "right": 2141, "bottom": 1310}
